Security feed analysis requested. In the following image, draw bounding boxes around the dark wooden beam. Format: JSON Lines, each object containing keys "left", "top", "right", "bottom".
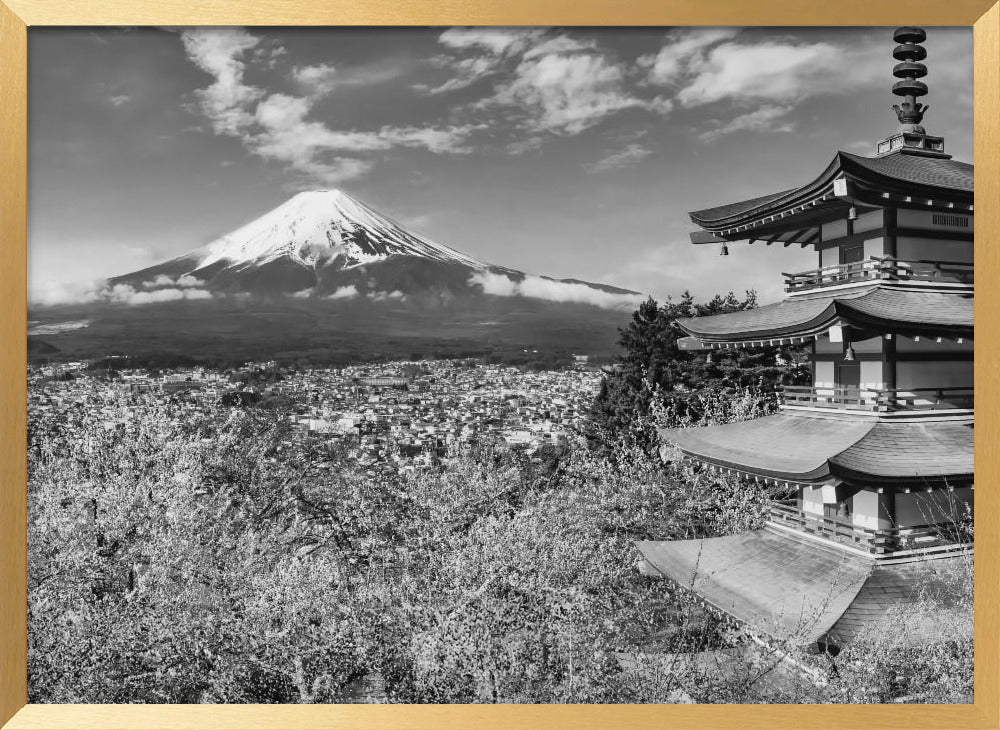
{"left": 690, "top": 230, "right": 727, "bottom": 245}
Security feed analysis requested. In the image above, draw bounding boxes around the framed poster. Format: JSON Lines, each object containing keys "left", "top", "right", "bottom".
{"left": 1, "top": 1, "right": 998, "bottom": 728}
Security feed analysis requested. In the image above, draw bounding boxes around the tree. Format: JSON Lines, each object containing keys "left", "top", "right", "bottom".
{"left": 590, "top": 292, "right": 809, "bottom": 449}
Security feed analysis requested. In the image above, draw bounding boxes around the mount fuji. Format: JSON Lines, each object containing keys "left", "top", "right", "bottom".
{"left": 110, "top": 189, "right": 641, "bottom": 308}
{"left": 32, "top": 190, "right": 645, "bottom": 363}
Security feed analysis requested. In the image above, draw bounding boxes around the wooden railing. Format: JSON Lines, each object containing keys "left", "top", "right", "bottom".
{"left": 767, "top": 501, "right": 972, "bottom": 555}
{"left": 779, "top": 386, "right": 974, "bottom": 412}
{"left": 783, "top": 257, "right": 974, "bottom": 293}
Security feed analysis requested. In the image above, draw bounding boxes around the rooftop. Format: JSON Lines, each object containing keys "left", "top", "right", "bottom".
{"left": 636, "top": 528, "right": 970, "bottom": 648}
{"left": 688, "top": 152, "right": 973, "bottom": 239}
{"left": 674, "top": 285, "right": 973, "bottom": 344}
{"left": 659, "top": 411, "right": 973, "bottom": 487}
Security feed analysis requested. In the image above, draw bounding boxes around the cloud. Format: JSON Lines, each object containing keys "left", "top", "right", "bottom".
{"left": 371, "top": 289, "right": 405, "bottom": 302}
{"left": 29, "top": 277, "right": 214, "bottom": 307}
{"left": 434, "top": 30, "right": 672, "bottom": 136}
{"left": 29, "top": 279, "right": 106, "bottom": 307}
{"left": 327, "top": 285, "right": 359, "bottom": 300}
{"left": 637, "top": 28, "right": 915, "bottom": 143}
{"left": 488, "top": 51, "right": 672, "bottom": 135}
{"left": 697, "top": 105, "right": 796, "bottom": 141}
{"left": 248, "top": 90, "right": 479, "bottom": 178}
{"left": 180, "top": 28, "right": 264, "bottom": 136}
{"left": 438, "top": 27, "right": 543, "bottom": 56}
{"left": 180, "top": 28, "right": 482, "bottom": 186}
{"left": 416, "top": 55, "right": 497, "bottom": 95}
{"left": 638, "top": 28, "right": 739, "bottom": 86}
{"left": 142, "top": 274, "right": 204, "bottom": 289}
{"left": 584, "top": 143, "right": 653, "bottom": 173}
{"left": 106, "top": 285, "right": 213, "bottom": 304}
{"left": 108, "top": 94, "right": 131, "bottom": 107}
{"left": 470, "top": 271, "right": 643, "bottom": 310}
{"left": 292, "top": 63, "right": 338, "bottom": 96}
{"left": 675, "top": 40, "right": 849, "bottom": 108}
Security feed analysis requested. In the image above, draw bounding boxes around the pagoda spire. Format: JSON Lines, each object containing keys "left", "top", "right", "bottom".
{"left": 891, "top": 26, "right": 928, "bottom": 131}
{"left": 876, "top": 26, "right": 950, "bottom": 158}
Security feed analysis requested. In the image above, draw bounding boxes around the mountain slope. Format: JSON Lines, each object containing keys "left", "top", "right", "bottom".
{"left": 110, "top": 189, "right": 638, "bottom": 303}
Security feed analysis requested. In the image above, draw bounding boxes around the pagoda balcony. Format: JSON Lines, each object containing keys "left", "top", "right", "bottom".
{"left": 783, "top": 257, "right": 974, "bottom": 294}
{"left": 767, "top": 501, "right": 972, "bottom": 559}
{"left": 779, "top": 385, "right": 973, "bottom": 413}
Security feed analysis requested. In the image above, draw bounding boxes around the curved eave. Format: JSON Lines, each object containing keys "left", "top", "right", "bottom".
{"left": 829, "top": 420, "right": 974, "bottom": 485}
{"left": 660, "top": 412, "right": 973, "bottom": 487}
{"left": 675, "top": 287, "right": 974, "bottom": 344}
{"left": 636, "top": 532, "right": 971, "bottom": 648}
{"left": 690, "top": 151, "right": 974, "bottom": 234}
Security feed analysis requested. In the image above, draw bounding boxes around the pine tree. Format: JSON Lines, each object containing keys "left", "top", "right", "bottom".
{"left": 590, "top": 291, "right": 809, "bottom": 450}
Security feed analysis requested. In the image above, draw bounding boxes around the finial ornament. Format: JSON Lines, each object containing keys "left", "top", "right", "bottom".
{"left": 891, "top": 27, "right": 928, "bottom": 132}
{"left": 875, "top": 26, "right": 948, "bottom": 158}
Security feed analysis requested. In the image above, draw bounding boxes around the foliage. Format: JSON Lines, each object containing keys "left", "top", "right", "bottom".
{"left": 28, "top": 367, "right": 972, "bottom": 704}
{"left": 590, "top": 293, "right": 810, "bottom": 449}
{"left": 29, "top": 405, "right": 779, "bottom": 704}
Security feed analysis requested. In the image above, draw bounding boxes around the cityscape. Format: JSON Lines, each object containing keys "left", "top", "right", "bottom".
{"left": 29, "top": 358, "right": 600, "bottom": 474}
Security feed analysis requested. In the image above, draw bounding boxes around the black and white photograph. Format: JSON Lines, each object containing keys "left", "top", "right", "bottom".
{"left": 25, "top": 25, "right": 974, "bottom": 704}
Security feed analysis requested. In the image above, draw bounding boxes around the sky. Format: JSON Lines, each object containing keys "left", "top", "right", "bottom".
{"left": 27, "top": 26, "right": 974, "bottom": 307}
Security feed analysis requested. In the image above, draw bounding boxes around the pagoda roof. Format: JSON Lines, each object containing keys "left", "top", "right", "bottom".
{"left": 675, "top": 286, "right": 973, "bottom": 344}
{"left": 659, "top": 412, "right": 973, "bottom": 486}
{"left": 636, "top": 529, "right": 969, "bottom": 647}
{"left": 689, "top": 151, "right": 973, "bottom": 237}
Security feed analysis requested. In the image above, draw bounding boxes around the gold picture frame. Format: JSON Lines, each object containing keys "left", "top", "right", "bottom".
{"left": 1, "top": 1, "right": 998, "bottom": 727}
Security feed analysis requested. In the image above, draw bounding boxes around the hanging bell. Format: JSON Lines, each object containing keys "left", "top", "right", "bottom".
{"left": 847, "top": 205, "right": 859, "bottom": 221}
{"left": 720, "top": 242, "right": 729, "bottom": 256}
{"left": 844, "top": 345, "right": 856, "bottom": 361}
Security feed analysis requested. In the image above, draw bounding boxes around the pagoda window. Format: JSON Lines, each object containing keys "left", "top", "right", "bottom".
{"left": 897, "top": 208, "right": 973, "bottom": 232}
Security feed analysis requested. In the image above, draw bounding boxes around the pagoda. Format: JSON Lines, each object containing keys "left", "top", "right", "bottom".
{"left": 636, "top": 27, "right": 974, "bottom": 652}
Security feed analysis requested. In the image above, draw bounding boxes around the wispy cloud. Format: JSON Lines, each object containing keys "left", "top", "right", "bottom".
{"left": 470, "top": 271, "right": 644, "bottom": 310}
{"left": 179, "top": 28, "right": 477, "bottom": 186}
{"left": 488, "top": 50, "right": 672, "bottom": 135}
{"left": 638, "top": 28, "right": 900, "bottom": 142}
{"left": 180, "top": 27, "right": 264, "bottom": 136}
{"left": 427, "top": 29, "right": 672, "bottom": 137}
{"left": 108, "top": 94, "right": 131, "bottom": 107}
{"left": 438, "top": 27, "right": 544, "bottom": 56}
{"left": 584, "top": 143, "right": 653, "bottom": 173}
{"left": 637, "top": 28, "right": 739, "bottom": 86}
{"left": 697, "top": 105, "right": 796, "bottom": 142}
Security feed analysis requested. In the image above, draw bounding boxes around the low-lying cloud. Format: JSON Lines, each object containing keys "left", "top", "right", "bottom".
{"left": 30, "top": 275, "right": 215, "bottom": 307}
{"left": 470, "top": 271, "right": 643, "bottom": 310}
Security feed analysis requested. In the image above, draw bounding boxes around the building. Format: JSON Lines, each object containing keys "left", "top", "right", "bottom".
{"left": 636, "top": 27, "right": 974, "bottom": 652}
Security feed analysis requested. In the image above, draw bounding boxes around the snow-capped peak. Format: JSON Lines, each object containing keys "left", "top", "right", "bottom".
{"left": 191, "top": 189, "right": 483, "bottom": 273}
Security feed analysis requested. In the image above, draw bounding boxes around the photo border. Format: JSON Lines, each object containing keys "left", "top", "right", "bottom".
{"left": 1, "top": 1, "right": 997, "bottom": 727}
